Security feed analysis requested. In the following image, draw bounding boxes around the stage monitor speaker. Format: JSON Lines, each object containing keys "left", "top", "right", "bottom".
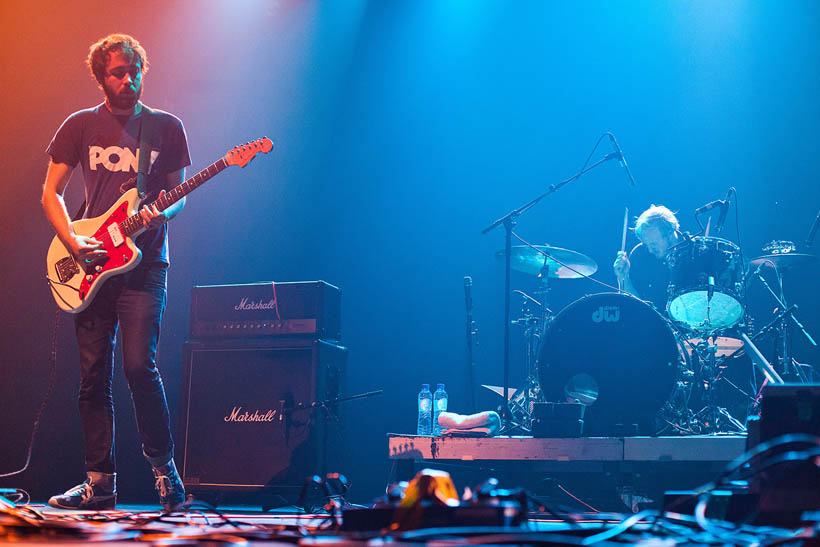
{"left": 759, "top": 383, "right": 820, "bottom": 443}
{"left": 530, "top": 402, "right": 585, "bottom": 438}
{"left": 751, "top": 383, "right": 820, "bottom": 526}
{"left": 178, "top": 339, "right": 346, "bottom": 493}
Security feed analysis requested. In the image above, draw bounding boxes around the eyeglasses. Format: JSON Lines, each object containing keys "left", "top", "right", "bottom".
{"left": 107, "top": 67, "right": 142, "bottom": 80}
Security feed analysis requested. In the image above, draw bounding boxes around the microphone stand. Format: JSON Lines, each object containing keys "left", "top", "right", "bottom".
{"left": 753, "top": 268, "right": 817, "bottom": 382}
{"left": 284, "top": 389, "right": 384, "bottom": 481}
{"left": 481, "top": 151, "right": 621, "bottom": 431}
{"left": 465, "top": 278, "right": 478, "bottom": 414}
{"left": 805, "top": 206, "right": 820, "bottom": 247}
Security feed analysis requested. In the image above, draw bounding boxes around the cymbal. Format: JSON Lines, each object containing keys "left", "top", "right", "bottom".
{"left": 750, "top": 253, "right": 817, "bottom": 270}
{"left": 498, "top": 245, "right": 598, "bottom": 279}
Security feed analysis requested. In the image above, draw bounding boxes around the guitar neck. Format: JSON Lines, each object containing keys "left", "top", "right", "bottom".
{"left": 121, "top": 157, "right": 228, "bottom": 236}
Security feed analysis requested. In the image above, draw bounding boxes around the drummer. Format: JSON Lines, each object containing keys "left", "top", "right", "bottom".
{"left": 613, "top": 205, "right": 683, "bottom": 309}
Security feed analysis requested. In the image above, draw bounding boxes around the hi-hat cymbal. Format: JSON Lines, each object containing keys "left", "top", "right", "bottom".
{"left": 750, "top": 253, "right": 817, "bottom": 270}
{"left": 497, "top": 245, "right": 598, "bottom": 279}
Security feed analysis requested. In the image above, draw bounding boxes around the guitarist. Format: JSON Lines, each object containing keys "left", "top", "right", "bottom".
{"left": 41, "top": 34, "right": 189, "bottom": 511}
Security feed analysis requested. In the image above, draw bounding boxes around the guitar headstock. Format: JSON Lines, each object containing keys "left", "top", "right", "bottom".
{"left": 225, "top": 137, "right": 274, "bottom": 168}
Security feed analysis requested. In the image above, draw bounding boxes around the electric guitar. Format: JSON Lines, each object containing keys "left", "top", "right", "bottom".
{"left": 46, "top": 137, "right": 273, "bottom": 313}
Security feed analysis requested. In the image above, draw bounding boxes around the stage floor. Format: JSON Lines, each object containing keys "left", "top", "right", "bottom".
{"left": 2, "top": 501, "right": 807, "bottom": 545}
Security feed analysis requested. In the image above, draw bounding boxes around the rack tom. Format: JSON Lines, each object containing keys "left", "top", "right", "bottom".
{"left": 666, "top": 236, "right": 745, "bottom": 331}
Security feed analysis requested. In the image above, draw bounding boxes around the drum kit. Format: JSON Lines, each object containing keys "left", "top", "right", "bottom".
{"left": 490, "top": 235, "right": 818, "bottom": 437}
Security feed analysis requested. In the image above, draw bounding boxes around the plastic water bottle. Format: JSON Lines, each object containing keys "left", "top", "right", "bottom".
{"left": 433, "top": 383, "right": 448, "bottom": 436}
{"left": 417, "top": 384, "right": 432, "bottom": 435}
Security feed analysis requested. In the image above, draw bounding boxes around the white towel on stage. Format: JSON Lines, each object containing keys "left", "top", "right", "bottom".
{"left": 438, "top": 411, "right": 501, "bottom": 437}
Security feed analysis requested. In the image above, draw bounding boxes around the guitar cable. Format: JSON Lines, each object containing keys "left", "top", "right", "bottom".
{"left": 45, "top": 276, "right": 80, "bottom": 292}
{"left": 0, "top": 309, "right": 59, "bottom": 478}
{"left": 45, "top": 275, "right": 80, "bottom": 312}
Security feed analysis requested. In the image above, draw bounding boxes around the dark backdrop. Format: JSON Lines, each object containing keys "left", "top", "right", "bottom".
{"left": 1, "top": 0, "right": 818, "bottom": 504}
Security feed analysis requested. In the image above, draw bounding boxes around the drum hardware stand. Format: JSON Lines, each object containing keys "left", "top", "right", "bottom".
{"left": 689, "top": 337, "right": 747, "bottom": 434}
{"left": 507, "top": 267, "right": 553, "bottom": 432}
{"left": 507, "top": 291, "right": 542, "bottom": 432}
{"left": 524, "top": 262, "right": 553, "bottom": 413}
{"left": 752, "top": 263, "right": 817, "bottom": 382}
{"left": 482, "top": 142, "right": 622, "bottom": 431}
{"left": 701, "top": 311, "right": 787, "bottom": 388}
{"left": 658, "top": 363, "right": 696, "bottom": 435}
{"left": 739, "top": 331, "right": 783, "bottom": 385}
{"left": 678, "top": 305, "right": 791, "bottom": 434}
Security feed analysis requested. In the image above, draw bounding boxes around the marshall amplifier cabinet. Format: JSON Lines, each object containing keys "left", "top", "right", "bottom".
{"left": 189, "top": 280, "right": 340, "bottom": 341}
{"left": 178, "top": 339, "right": 347, "bottom": 495}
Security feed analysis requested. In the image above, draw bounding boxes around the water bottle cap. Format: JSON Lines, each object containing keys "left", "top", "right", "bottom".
{"left": 437, "top": 383, "right": 445, "bottom": 390}
{"left": 421, "top": 383, "right": 430, "bottom": 390}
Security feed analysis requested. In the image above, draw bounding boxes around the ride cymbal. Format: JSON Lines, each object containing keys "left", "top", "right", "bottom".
{"left": 498, "top": 245, "right": 598, "bottom": 279}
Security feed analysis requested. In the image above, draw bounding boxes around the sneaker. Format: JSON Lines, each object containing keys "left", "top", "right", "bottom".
{"left": 152, "top": 459, "right": 185, "bottom": 511}
{"left": 48, "top": 472, "right": 116, "bottom": 510}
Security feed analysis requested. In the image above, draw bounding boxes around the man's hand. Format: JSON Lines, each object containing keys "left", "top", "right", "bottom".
{"left": 140, "top": 189, "right": 168, "bottom": 230}
{"left": 69, "top": 234, "right": 107, "bottom": 263}
{"left": 613, "top": 250, "right": 630, "bottom": 282}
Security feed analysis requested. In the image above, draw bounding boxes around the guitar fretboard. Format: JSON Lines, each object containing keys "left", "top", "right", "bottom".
{"left": 120, "top": 158, "right": 229, "bottom": 236}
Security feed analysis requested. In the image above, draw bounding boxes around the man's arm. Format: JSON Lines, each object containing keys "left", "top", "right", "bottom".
{"left": 138, "top": 168, "right": 186, "bottom": 229}
{"left": 613, "top": 251, "right": 640, "bottom": 297}
{"left": 41, "top": 159, "right": 106, "bottom": 260}
{"left": 163, "top": 168, "right": 186, "bottom": 220}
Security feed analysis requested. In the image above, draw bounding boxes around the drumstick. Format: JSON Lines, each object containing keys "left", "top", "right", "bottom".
{"left": 620, "top": 206, "right": 629, "bottom": 253}
{"left": 618, "top": 207, "right": 628, "bottom": 292}
{"left": 704, "top": 215, "right": 711, "bottom": 237}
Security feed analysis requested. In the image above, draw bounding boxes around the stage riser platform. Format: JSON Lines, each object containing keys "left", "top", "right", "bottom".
{"left": 388, "top": 434, "right": 747, "bottom": 462}
{"left": 387, "top": 434, "right": 747, "bottom": 512}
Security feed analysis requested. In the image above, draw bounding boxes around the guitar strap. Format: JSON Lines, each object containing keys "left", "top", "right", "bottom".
{"left": 137, "top": 104, "right": 156, "bottom": 199}
{"left": 72, "top": 104, "right": 155, "bottom": 220}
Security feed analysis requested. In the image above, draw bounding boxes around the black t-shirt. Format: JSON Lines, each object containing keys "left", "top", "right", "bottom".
{"left": 46, "top": 103, "right": 191, "bottom": 264}
{"left": 628, "top": 242, "right": 670, "bottom": 312}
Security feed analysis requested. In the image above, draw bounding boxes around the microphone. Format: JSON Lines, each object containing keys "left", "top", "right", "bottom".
{"left": 607, "top": 133, "right": 636, "bottom": 186}
{"left": 714, "top": 188, "right": 733, "bottom": 234}
{"left": 805, "top": 208, "right": 820, "bottom": 247}
{"left": 707, "top": 275, "right": 715, "bottom": 302}
{"left": 695, "top": 200, "right": 725, "bottom": 214}
{"left": 464, "top": 276, "right": 473, "bottom": 312}
{"left": 695, "top": 197, "right": 729, "bottom": 215}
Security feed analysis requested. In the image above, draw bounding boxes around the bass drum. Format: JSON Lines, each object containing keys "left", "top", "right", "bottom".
{"left": 538, "top": 293, "right": 684, "bottom": 436}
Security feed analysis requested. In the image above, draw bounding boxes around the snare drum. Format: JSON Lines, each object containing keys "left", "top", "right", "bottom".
{"left": 538, "top": 293, "right": 686, "bottom": 436}
{"left": 667, "top": 237, "right": 745, "bottom": 331}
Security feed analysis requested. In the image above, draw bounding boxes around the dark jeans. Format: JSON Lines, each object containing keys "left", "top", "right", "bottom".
{"left": 74, "top": 262, "right": 173, "bottom": 474}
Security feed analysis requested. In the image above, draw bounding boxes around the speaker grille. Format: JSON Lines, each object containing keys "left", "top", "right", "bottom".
{"left": 179, "top": 340, "right": 345, "bottom": 490}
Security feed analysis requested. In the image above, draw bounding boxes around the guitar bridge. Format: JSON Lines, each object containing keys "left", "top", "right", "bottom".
{"left": 55, "top": 256, "right": 80, "bottom": 283}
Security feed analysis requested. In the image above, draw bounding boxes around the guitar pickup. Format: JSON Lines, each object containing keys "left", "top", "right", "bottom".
{"left": 55, "top": 256, "right": 80, "bottom": 283}
{"left": 107, "top": 222, "right": 125, "bottom": 247}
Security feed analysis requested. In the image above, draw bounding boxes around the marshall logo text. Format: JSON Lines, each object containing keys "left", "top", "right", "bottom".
{"left": 224, "top": 406, "right": 278, "bottom": 422}
{"left": 234, "top": 298, "right": 277, "bottom": 311}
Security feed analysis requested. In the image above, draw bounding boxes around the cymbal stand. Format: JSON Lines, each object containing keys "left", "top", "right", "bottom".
{"left": 508, "top": 292, "right": 539, "bottom": 432}
{"left": 508, "top": 265, "right": 552, "bottom": 431}
{"left": 482, "top": 144, "right": 622, "bottom": 430}
{"left": 530, "top": 261, "right": 553, "bottom": 396}
{"left": 753, "top": 264, "right": 818, "bottom": 382}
